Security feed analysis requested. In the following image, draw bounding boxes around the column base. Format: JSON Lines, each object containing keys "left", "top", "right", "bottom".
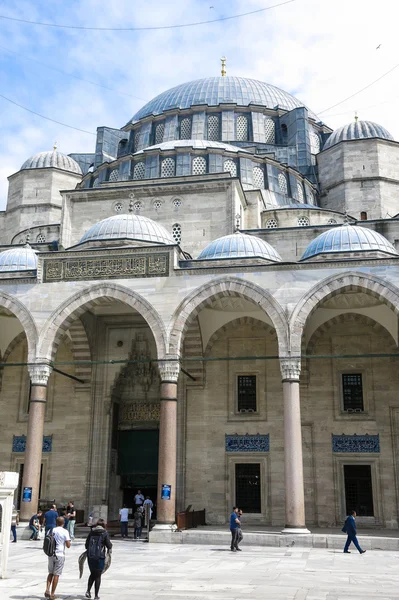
{"left": 149, "top": 522, "right": 179, "bottom": 544}
{"left": 281, "top": 527, "right": 311, "bottom": 534}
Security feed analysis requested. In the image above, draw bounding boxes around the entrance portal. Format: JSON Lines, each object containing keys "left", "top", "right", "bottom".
{"left": 344, "top": 464, "right": 374, "bottom": 516}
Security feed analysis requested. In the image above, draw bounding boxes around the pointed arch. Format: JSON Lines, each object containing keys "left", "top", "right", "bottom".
{"left": 0, "top": 290, "right": 37, "bottom": 362}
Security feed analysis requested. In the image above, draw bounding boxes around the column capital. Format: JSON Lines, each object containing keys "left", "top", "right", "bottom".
{"left": 28, "top": 363, "right": 53, "bottom": 386}
{"left": 280, "top": 358, "right": 301, "bottom": 382}
{"left": 158, "top": 360, "right": 180, "bottom": 383}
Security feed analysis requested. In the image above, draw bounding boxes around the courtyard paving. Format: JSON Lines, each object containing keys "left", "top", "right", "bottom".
{"left": 2, "top": 538, "right": 399, "bottom": 599}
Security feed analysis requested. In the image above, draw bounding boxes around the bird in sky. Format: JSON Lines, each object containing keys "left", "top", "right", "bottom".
{"left": 376, "top": 44, "right": 381, "bottom": 49}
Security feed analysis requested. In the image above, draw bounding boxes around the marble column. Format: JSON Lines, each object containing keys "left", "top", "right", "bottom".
{"left": 156, "top": 360, "right": 179, "bottom": 525}
{"left": 19, "top": 364, "right": 52, "bottom": 521}
{"left": 280, "top": 358, "right": 309, "bottom": 533}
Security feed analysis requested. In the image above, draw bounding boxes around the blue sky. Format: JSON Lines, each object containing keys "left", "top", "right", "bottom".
{"left": 0, "top": 0, "right": 398, "bottom": 208}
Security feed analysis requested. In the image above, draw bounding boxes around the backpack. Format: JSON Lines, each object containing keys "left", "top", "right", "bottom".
{"left": 43, "top": 531, "right": 56, "bottom": 557}
{"left": 87, "top": 532, "right": 106, "bottom": 560}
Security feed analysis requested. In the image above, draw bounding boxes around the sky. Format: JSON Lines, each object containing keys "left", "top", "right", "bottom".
{"left": 0, "top": 0, "right": 398, "bottom": 209}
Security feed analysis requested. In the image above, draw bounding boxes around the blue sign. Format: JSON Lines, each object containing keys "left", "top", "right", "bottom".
{"left": 22, "top": 487, "right": 32, "bottom": 503}
{"left": 161, "top": 484, "right": 171, "bottom": 500}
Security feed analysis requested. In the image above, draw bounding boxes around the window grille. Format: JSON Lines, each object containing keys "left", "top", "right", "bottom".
{"left": 224, "top": 159, "right": 237, "bottom": 177}
{"left": 278, "top": 173, "right": 288, "bottom": 194}
{"left": 328, "top": 218, "right": 337, "bottom": 224}
{"left": 36, "top": 233, "right": 46, "bottom": 243}
{"left": 235, "top": 463, "right": 261, "bottom": 513}
{"left": 253, "top": 166, "right": 264, "bottom": 189}
{"left": 92, "top": 178, "right": 100, "bottom": 188}
{"left": 173, "top": 198, "right": 182, "bottom": 208}
{"left": 237, "top": 375, "right": 257, "bottom": 412}
{"left": 310, "top": 131, "right": 321, "bottom": 154}
{"left": 207, "top": 115, "right": 220, "bottom": 140}
{"left": 161, "top": 157, "right": 175, "bottom": 178}
{"left": 297, "top": 216, "right": 310, "bottom": 227}
{"left": 153, "top": 200, "right": 162, "bottom": 209}
{"left": 133, "top": 201, "right": 143, "bottom": 211}
{"left": 264, "top": 118, "right": 275, "bottom": 144}
{"left": 134, "top": 130, "right": 141, "bottom": 152}
{"left": 342, "top": 374, "right": 364, "bottom": 412}
{"left": 192, "top": 156, "right": 207, "bottom": 175}
{"left": 297, "top": 182, "right": 304, "bottom": 203}
{"left": 344, "top": 465, "right": 374, "bottom": 516}
{"left": 236, "top": 115, "right": 249, "bottom": 141}
{"left": 180, "top": 117, "right": 192, "bottom": 140}
{"left": 114, "top": 202, "right": 123, "bottom": 213}
{"left": 172, "top": 223, "right": 182, "bottom": 244}
{"left": 307, "top": 191, "right": 315, "bottom": 205}
{"left": 155, "top": 122, "right": 165, "bottom": 144}
{"left": 133, "top": 162, "right": 145, "bottom": 180}
{"left": 266, "top": 218, "right": 278, "bottom": 229}
{"left": 109, "top": 169, "right": 119, "bottom": 182}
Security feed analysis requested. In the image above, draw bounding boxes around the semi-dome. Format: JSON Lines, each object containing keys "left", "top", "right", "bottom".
{"left": 323, "top": 120, "right": 394, "bottom": 150}
{"left": 198, "top": 232, "right": 282, "bottom": 262}
{"left": 80, "top": 214, "right": 174, "bottom": 245}
{"left": 134, "top": 139, "right": 249, "bottom": 154}
{"left": 301, "top": 224, "right": 397, "bottom": 260}
{"left": 0, "top": 246, "right": 38, "bottom": 271}
{"left": 130, "top": 76, "right": 318, "bottom": 123}
{"left": 21, "top": 149, "right": 82, "bottom": 175}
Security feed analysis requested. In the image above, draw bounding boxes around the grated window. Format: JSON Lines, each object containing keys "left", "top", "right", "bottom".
{"left": 342, "top": 374, "right": 364, "bottom": 412}
{"left": 161, "top": 157, "right": 175, "bottom": 178}
{"left": 278, "top": 173, "right": 288, "bottom": 194}
{"left": 307, "top": 191, "right": 315, "bottom": 205}
{"left": 224, "top": 159, "right": 237, "bottom": 177}
{"left": 328, "top": 218, "right": 337, "bottom": 224}
{"left": 236, "top": 115, "right": 249, "bottom": 141}
{"left": 133, "top": 162, "right": 145, "bottom": 180}
{"left": 114, "top": 202, "right": 123, "bottom": 213}
{"left": 192, "top": 156, "right": 207, "bottom": 175}
{"left": 172, "top": 223, "right": 182, "bottom": 244}
{"left": 92, "top": 178, "right": 100, "bottom": 188}
{"left": 153, "top": 200, "right": 162, "bottom": 210}
{"left": 310, "top": 131, "right": 321, "bottom": 154}
{"left": 237, "top": 375, "right": 257, "bottom": 412}
{"left": 207, "top": 115, "right": 220, "bottom": 140}
{"left": 173, "top": 198, "right": 182, "bottom": 208}
{"left": 297, "top": 182, "right": 304, "bottom": 203}
{"left": 133, "top": 201, "right": 143, "bottom": 211}
{"left": 109, "top": 169, "right": 119, "bottom": 182}
{"left": 253, "top": 166, "right": 265, "bottom": 189}
{"left": 155, "top": 122, "right": 165, "bottom": 144}
{"left": 180, "top": 117, "right": 192, "bottom": 140}
{"left": 36, "top": 233, "right": 46, "bottom": 243}
{"left": 264, "top": 118, "right": 275, "bottom": 144}
{"left": 266, "top": 218, "right": 278, "bottom": 229}
{"left": 297, "top": 216, "right": 310, "bottom": 227}
{"left": 134, "top": 130, "right": 141, "bottom": 152}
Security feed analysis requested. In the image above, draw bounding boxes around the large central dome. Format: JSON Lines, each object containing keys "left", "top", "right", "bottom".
{"left": 130, "top": 76, "right": 318, "bottom": 123}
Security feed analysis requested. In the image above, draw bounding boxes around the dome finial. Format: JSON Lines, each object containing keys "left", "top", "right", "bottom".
{"left": 221, "top": 56, "right": 226, "bottom": 77}
{"left": 53, "top": 141, "right": 57, "bottom": 151}
{"left": 354, "top": 112, "right": 358, "bottom": 122}
{"left": 128, "top": 192, "right": 135, "bottom": 213}
{"left": 235, "top": 213, "right": 241, "bottom": 231}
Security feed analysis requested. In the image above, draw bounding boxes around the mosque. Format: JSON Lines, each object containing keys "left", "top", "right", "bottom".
{"left": 1, "top": 61, "right": 399, "bottom": 533}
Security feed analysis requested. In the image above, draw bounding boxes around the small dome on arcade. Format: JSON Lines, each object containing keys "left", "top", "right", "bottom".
{"left": 198, "top": 232, "right": 282, "bottom": 262}
{"left": 79, "top": 214, "right": 174, "bottom": 246}
{"left": 323, "top": 120, "right": 394, "bottom": 150}
{"left": 301, "top": 224, "right": 397, "bottom": 260}
{"left": 0, "top": 246, "right": 38, "bottom": 271}
{"left": 21, "top": 146, "right": 82, "bottom": 175}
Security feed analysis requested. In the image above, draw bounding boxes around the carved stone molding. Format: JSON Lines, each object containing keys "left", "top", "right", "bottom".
{"left": 158, "top": 360, "right": 180, "bottom": 382}
{"left": 28, "top": 364, "right": 52, "bottom": 386}
{"left": 119, "top": 402, "right": 161, "bottom": 425}
{"left": 280, "top": 358, "right": 301, "bottom": 382}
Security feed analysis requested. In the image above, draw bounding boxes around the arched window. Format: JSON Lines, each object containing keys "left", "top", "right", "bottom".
{"left": 310, "top": 131, "right": 321, "bottom": 154}
{"left": 297, "top": 182, "right": 304, "bottom": 203}
{"left": 236, "top": 115, "right": 249, "bottom": 141}
{"left": 266, "top": 218, "right": 278, "bottom": 229}
{"left": 92, "top": 178, "right": 100, "bottom": 188}
{"left": 172, "top": 223, "right": 182, "bottom": 244}
{"left": 161, "top": 157, "right": 175, "bottom": 178}
{"left": 133, "top": 162, "right": 145, "bottom": 180}
{"left": 155, "top": 122, "right": 165, "bottom": 144}
{"left": 361, "top": 211, "right": 368, "bottom": 221}
{"left": 192, "top": 156, "right": 207, "bottom": 175}
{"left": 278, "top": 173, "right": 288, "bottom": 195}
{"left": 253, "top": 166, "right": 265, "bottom": 189}
{"left": 264, "top": 119, "right": 275, "bottom": 144}
{"left": 180, "top": 118, "right": 192, "bottom": 140}
{"left": 297, "top": 216, "right": 310, "bottom": 227}
{"left": 207, "top": 115, "right": 220, "bottom": 140}
{"left": 109, "top": 169, "right": 119, "bottom": 182}
{"left": 134, "top": 130, "right": 141, "bottom": 152}
{"left": 223, "top": 159, "right": 237, "bottom": 177}
{"left": 36, "top": 233, "right": 46, "bottom": 243}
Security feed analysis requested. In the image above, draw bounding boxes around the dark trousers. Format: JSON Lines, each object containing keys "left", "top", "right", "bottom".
{"left": 230, "top": 528, "right": 239, "bottom": 550}
{"left": 134, "top": 526, "right": 142, "bottom": 539}
{"left": 344, "top": 534, "right": 363, "bottom": 553}
{"left": 29, "top": 525, "right": 38, "bottom": 540}
{"left": 87, "top": 558, "right": 104, "bottom": 598}
{"left": 120, "top": 521, "right": 128, "bottom": 537}
{"left": 11, "top": 525, "right": 16, "bottom": 542}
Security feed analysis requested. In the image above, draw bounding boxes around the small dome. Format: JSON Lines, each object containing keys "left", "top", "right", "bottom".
{"left": 0, "top": 246, "right": 38, "bottom": 271}
{"left": 198, "top": 232, "right": 282, "bottom": 262}
{"left": 134, "top": 139, "right": 249, "bottom": 154}
{"left": 301, "top": 224, "right": 397, "bottom": 260}
{"left": 80, "top": 214, "right": 174, "bottom": 245}
{"left": 324, "top": 120, "right": 394, "bottom": 150}
{"left": 21, "top": 150, "right": 82, "bottom": 174}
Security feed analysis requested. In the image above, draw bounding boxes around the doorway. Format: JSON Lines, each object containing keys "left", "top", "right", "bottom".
{"left": 344, "top": 464, "right": 374, "bottom": 516}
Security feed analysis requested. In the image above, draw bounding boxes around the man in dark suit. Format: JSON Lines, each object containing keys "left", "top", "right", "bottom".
{"left": 342, "top": 510, "right": 366, "bottom": 554}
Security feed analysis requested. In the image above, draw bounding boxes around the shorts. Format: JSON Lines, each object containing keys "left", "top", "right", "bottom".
{"left": 48, "top": 555, "right": 65, "bottom": 576}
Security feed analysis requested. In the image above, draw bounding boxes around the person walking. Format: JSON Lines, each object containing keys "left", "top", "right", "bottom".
{"left": 66, "top": 501, "right": 76, "bottom": 540}
{"left": 10, "top": 505, "right": 19, "bottom": 543}
{"left": 29, "top": 510, "right": 42, "bottom": 540}
{"left": 134, "top": 490, "right": 144, "bottom": 511}
{"left": 119, "top": 504, "right": 129, "bottom": 538}
{"left": 143, "top": 496, "right": 153, "bottom": 520}
{"left": 84, "top": 518, "right": 112, "bottom": 600}
{"left": 342, "top": 510, "right": 366, "bottom": 554}
{"left": 133, "top": 506, "right": 143, "bottom": 539}
{"left": 229, "top": 507, "right": 241, "bottom": 552}
{"left": 44, "top": 516, "right": 71, "bottom": 600}
{"left": 44, "top": 504, "right": 58, "bottom": 535}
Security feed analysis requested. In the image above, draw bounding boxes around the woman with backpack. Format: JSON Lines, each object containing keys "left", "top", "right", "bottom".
{"left": 84, "top": 518, "right": 112, "bottom": 599}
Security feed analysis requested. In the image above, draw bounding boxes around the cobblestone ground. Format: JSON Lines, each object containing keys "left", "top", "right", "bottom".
{"left": 1, "top": 539, "right": 399, "bottom": 599}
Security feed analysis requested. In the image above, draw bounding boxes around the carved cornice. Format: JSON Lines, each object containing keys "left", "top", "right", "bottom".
{"left": 28, "top": 364, "right": 52, "bottom": 386}
{"left": 280, "top": 358, "right": 301, "bottom": 382}
{"left": 158, "top": 360, "right": 180, "bottom": 383}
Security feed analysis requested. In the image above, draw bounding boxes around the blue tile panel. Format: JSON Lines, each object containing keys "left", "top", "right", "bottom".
{"left": 301, "top": 225, "right": 398, "bottom": 260}
{"left": 130, "top": 77, "right": 318, "bottom": 123}
{"left": 198, "top": 232, "right": 282, "bottom": 262}
{"left": 13, "top": 435, "right": 53, "bottom": 453}
{"left": 0, "top": 247, "right": 38, "bottom": 271}
{"left": 324, "top": 120, "right": 393, "bottom": 150}
{"left": 332, "top": 434, "right": 380, "bottom": 453}
{"left": 225, "top": 434, "right": 269, "bottom": 452}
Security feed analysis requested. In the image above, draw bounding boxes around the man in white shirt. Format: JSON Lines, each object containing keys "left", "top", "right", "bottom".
{"left": 45, "top": 516, "right": 71, "bottom": 600}
{"left": 134, "top": 490, "right": 144, "bottom": 511}
{"left": 119, "top": 504, "right": 129, "bottom": 538}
